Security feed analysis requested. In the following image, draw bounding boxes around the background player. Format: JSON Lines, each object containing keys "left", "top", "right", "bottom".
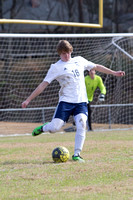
{"left": 85, "top": 69, "right": 106, "bottom": 131}
{"left": 22, "top": 40, "right": 125, "bottom": 162}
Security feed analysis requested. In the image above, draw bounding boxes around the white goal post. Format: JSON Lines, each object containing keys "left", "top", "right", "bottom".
{"left": 0, "top": 33, "right": 133, "bottom": 132}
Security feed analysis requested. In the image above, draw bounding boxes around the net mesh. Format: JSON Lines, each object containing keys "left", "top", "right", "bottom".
{"left": 0, "top": 34, "right": 133, "bottom": 132}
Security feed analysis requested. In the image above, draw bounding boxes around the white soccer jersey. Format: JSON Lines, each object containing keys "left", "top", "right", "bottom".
{"left": 44, "top": 56, "right": 96, "bottom": 103}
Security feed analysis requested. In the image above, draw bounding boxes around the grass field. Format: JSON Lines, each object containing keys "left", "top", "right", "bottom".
{"left": 0, "top": 130, "right": 133, "bottom": 200}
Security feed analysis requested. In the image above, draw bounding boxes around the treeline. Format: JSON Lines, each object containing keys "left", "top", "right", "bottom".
{"left": 0, "top": 0, "right": 133, "bottom": 33}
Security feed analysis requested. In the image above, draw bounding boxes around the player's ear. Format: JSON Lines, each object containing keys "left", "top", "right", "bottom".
{"left": 88, "top": 70, "right": 91, "bottom": 75}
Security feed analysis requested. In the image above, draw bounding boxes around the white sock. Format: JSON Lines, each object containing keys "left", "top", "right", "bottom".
{"left": 74, "top": 113, "right": 87, "bottom": 156}
{"left": 74, "top": 131, "right": 85, "bottom": 156}
{"left": 43, "top": 118, "right": 64, "bottom": 133}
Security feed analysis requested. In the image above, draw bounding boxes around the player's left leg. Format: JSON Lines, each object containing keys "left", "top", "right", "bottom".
{"left": 72, "top": 113, "right": 87, "bottom": 162}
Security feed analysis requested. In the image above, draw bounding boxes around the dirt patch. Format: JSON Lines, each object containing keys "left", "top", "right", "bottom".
{"left": 0, "top": 121, "right": 73, "bottom": 135}
{"left": 0, "top": 121, "right": 132, "bottom": 135}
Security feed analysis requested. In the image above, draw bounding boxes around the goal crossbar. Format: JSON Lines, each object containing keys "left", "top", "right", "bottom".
{"left": 0, "top": 33, "right": 133, "bottom": 38}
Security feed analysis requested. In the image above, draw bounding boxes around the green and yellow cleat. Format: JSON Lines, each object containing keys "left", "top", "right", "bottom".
{"left": 32, "top": 122, "right": 49, "bottom": 136}
{"left": 72, "top": 154, "right": 85, "bottom": 163}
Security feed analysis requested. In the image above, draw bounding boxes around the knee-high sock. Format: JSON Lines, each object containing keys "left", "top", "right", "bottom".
{"left": 87, "top": 103, "right": 92, "bottom": 130}
{"left": 74, "top": 113, "right": 87, "bottom": 156}
{"left": 43, "top": 118, "right": 64, "bottom": 133}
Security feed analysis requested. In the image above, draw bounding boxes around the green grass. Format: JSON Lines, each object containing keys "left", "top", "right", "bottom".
{"left": 0, "top": 130, "right": 133, "bottom": 200}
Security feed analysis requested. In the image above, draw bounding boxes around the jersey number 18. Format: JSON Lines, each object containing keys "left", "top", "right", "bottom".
{"left": 72, "top": 69, "right": 80, "bottom": 77}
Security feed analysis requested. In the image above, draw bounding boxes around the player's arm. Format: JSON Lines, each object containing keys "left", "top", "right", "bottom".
{"left": 98, "top": 77, "right": 106, "bottom": 95}
{"left": 94, "top": 64, "right": 125, "bottom": 77}
{"left": 98, "top": 77, "right": 106, "bottom": 101}
{"left": 85, "top": 75, "right": 94, "bottom": 103}
{"left": 22, "top": 81, "right": 49, "bottom": 108}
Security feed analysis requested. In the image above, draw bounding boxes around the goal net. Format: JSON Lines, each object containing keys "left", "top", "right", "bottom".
{"left": 0, "top": 33, "right": 133, "bottom": 134}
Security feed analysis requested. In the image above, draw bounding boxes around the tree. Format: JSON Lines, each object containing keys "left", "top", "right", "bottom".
{"left": 0, "top": 0, "right": 4, "bottom": 31}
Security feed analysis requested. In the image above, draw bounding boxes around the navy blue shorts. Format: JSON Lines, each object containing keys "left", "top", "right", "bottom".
{"left": 54, "top": 101, "right": 88, "bottom": 122}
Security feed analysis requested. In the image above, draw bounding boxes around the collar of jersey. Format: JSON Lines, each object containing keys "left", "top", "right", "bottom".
{"left": 60, "top": 58, "right": 72, "bottom": 63}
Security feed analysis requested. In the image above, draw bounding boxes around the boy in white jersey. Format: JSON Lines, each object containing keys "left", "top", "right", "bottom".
{"left": 22, "top": 40, "right": 125, "bottom": 162}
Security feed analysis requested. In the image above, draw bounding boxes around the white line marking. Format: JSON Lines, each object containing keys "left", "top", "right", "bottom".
{"left": 0, "top": 132, "right": 65, "bottom": 137}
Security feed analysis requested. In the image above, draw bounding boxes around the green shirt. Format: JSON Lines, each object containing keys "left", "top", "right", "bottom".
{"left": 85, "top": 75, "right": 106, "bottom": 102}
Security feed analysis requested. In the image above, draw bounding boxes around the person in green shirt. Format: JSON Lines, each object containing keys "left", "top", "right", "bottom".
{"left": 85, "top": 69, "right": 106, "bottom": 131}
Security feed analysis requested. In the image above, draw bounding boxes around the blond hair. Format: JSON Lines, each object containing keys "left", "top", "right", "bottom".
{"left": 57, "top": 40, "right": 73, "bottom": 55}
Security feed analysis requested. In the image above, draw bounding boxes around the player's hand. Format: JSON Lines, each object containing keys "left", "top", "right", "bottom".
{"left": 22, "top": 100, "right": 29, "bottom": 108}
{"left": 114, "top": 71, "right": 125, "bottom": 77}
{"left": 99, "top": 94, "right": 105, "bottom": 102}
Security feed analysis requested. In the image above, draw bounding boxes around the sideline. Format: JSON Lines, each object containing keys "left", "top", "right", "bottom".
{"left": 0, "top": 128, "right": 132, "bottom": 138}
{"left": 0, "top": 132, "right": 65, "bottom": 137}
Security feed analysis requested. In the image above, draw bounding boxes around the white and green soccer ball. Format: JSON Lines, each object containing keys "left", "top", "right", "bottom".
{"left": 52, "top": 146, "right": 70, "bottom": 163}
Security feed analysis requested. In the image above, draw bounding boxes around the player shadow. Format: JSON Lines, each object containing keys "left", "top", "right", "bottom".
{"left": 1, "top": 159, "right": 73, "bottom": 166}
{"left": 1, "top": 160, "right": 54, "bottom": 166}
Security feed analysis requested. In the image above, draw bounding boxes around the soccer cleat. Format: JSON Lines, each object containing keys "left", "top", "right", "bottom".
{"left": 32, "top": 122, "right": 49, "bottom": 136}
{"left": 72, "top": 154, "right": 85, "bottom": 163}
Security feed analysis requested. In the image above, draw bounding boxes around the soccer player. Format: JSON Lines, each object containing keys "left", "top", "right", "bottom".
{"left": 85, "top": 69, "right": 106, "bottom": 131}
{"left": 22, "top": 40, "right": 125, "bottom": 162}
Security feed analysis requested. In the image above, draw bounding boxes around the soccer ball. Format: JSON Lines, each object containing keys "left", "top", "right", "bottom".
{"left": 52, "top": 146, "right": 70, "bottom": 163}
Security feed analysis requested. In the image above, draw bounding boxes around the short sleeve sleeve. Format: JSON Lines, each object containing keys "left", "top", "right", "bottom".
{"left": 44, "top": 64, "right": 58, "bottom": 84}
{"left": 80, "top": 56, "right": 96, "bottom": 71}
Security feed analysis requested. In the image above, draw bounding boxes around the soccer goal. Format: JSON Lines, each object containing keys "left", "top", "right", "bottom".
{"left": 0, "top": 33, "right": 133, "bottom": 134}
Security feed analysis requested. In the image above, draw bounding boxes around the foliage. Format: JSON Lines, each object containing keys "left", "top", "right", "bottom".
{"left": 0, "top": 0, "right": 133, "bottom": 33}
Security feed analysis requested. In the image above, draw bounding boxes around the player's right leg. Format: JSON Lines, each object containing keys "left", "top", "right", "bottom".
{"left": 32, "top": 118, "right": 64, "bottom": 136}
{"left": 32, "top": 122, "right": 48, "bottom": 136}
{"left": 32, "top": 101, "right": 69, "bottom": 136}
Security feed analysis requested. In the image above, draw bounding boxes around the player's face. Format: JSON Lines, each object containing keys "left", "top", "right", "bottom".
{"left": 89, "top": 69, "right": 96, "bottom": 79}
{"left": 60, "top": 51, "right": 71, "bottom": 62}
